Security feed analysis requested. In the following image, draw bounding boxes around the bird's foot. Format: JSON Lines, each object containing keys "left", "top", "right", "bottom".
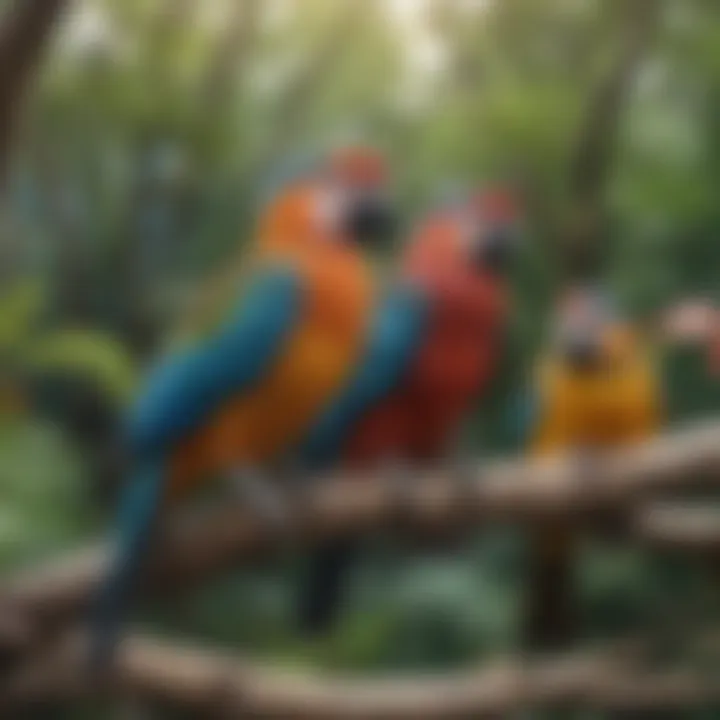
{"left": 277, "top": 458, "right": 313, "bottom": 508}
{"left": 571, "top": 446, "right": 600, "bottom": 483}
{"left": 425, "top": 455, "right": 477, "bottom": 549}
{"left": 232, "top": 468, "right": 287, "bottom": 527}
{"left": 450, "top": 456, "right": 479, "bottom": 499}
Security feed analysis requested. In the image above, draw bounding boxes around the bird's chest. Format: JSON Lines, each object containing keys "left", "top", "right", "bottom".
{"left": 302, "top": 258, "right": 371, "bottom": 345}
{"left": 562, "top": 376, "right": 651, "bottom": 446}
{"left": 407, "top": 293, "right": 498, "bottom": 406}
{"left": 259, "top": 263, "right": 372, "bottom": 417}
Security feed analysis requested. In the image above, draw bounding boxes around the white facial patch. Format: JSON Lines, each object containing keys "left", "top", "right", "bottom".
{"left": 313, "top": 184, "right": 346, "bottom": 237}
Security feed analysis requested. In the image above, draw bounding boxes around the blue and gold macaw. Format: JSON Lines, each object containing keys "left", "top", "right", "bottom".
{"left": 89, "top": 146, "right": 395, "bottom": 668}
{"left": 518, "top": 285, "right": 662, "bottom": 649}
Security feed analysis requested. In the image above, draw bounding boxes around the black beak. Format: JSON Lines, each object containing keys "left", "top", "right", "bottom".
{"left": 563, "top": 332, "right": 602, "bottom": 371}
{"left": 473, "top": 226, "right": 514, "bottom": 273}
{"left": 344, "top": 195, "right": 395, "bottom": 245}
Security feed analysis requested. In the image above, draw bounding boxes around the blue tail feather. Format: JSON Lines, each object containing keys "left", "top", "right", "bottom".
{"left": 89, "top": 461, "right": 164, "bottom": 670}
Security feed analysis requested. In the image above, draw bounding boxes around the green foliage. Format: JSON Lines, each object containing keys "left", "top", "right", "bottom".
{"left": 6, "top": 0, "right": 720, "bottom": 699}
{"left": 0, "top": 279, "right": 137, "bottom": 401}
{"left": 0, "top": 420, "right": 91, "bottom": 570}
{"left": 0, "top": 280, "right": 133, "bottom": 572}
{"left": 0, "top": 279, "right": 45, "bottom": 354}
{"left": 30, "top": 329, "right": 137, "bottom": 403}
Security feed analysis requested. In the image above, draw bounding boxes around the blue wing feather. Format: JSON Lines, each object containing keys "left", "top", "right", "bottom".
{"left": 298, "top": 282, "right": 429, "bottom": 469}
{"left": 90, "top": 265, "right": 303, "bottom": 669}
{"left": 292, "top": 283, "right": 427, "bottom": 640}
{"left": 128, "top": 266, "right": 303, "bottom": 457}
{"left": 505, "top": 388, "right": 539, "bottom": 450}
{"left": 90, "top": 460, "right": 165, "bottom": 668}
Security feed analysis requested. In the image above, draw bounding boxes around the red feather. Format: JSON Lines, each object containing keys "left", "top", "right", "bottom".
{"left": 345, "top": 209, "right": 508, "bottom": 465}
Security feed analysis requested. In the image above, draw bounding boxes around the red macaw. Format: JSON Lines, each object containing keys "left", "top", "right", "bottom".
{"left": 295, "top": 187, "right": 521, "bottom": 635}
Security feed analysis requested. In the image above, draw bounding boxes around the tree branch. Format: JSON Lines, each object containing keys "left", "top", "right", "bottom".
{"left": 3, "top": 420, "right": 720, "bottom": 661}
{"left": 635, "top": 503, "right": 720, "bottom": 555}
{"left": 2, "top": 632, "right": 719, "bottom": 717}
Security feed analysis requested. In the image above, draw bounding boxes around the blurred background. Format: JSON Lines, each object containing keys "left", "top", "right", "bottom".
{"left": 4, "top": 0, "right": 720, "bottom": 715}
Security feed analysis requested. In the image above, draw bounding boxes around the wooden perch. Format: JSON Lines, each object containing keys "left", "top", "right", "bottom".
{"left": 635, "top": 503, "right": 720, "bottom": 555}
{"left": 4, "top": 419, "right": 720, "bottom": 658}
{"left": 2, "top": 632, "right": 720, "bottom": 718}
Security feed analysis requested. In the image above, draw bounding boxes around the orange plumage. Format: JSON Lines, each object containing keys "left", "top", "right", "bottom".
{"left": 169, "top": 182, "right": 373, "bottom": 494}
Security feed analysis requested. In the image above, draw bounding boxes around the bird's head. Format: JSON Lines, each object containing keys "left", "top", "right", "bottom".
{"left": 463, "top": 186, "right": 522, "bottom": 275}
{"left": 258, "top": 145, "right": 394, "bottom": 254}
{"left": 400, "top": 184, "right": 521, "bottom": 289}
{"left": 320, "top": 144, "right": 395, "bottom": 246}
{"left": 555, "top": 285, "right": 630, "bottom": 373}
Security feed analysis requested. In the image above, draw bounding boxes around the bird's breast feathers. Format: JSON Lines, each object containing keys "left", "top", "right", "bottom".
{"left": 170, "top": 253, "right": 372, "bottom": 490}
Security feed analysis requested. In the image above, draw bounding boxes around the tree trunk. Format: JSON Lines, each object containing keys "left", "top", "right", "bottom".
{"left": 0, "top": 0, "right": 69, "bottom": 186}
{"left": 561, "top": 0, "right": 661, "bottom": 279}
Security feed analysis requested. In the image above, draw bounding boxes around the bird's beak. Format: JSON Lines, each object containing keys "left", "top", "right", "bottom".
{"left": 473, "top": 226, "right": 515, "bottom": 274}
{"left": 343, "top": 193, "right": 396, "bottom": 246}
{"left": 562, "top": 330, "right": 603, "bottom": 371}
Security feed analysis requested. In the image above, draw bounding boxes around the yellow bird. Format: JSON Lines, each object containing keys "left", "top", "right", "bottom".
{"left": 521, "top": 285, "right": 662, "bottom": 649}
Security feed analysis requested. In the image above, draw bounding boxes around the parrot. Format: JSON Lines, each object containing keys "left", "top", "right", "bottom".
{"left": 89, "top": 145, "right": 395, "bottom": 669}
{"left": 294, "top": 187, "right": 521, "bottom": 636}
{"left": 518, "top": 285, "right": 662, "bottom": 650}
